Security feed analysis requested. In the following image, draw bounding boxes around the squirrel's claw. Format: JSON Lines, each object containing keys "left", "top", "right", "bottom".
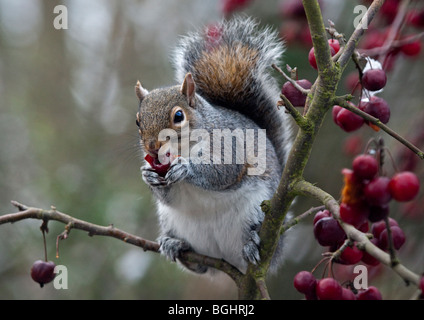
{"left": 164, "top": 158, "right": 189, "bottom": 185}
{"left": 242, "top": 230, "right": 261, "bottom": 265}
{"left": 158, "top": 235, "right": 191, "bottom": 262}
{"left": 141, "top": 166, "right": 167, "bottom": 187}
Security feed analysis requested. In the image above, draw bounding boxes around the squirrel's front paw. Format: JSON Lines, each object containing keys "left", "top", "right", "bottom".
{"left": 141, "top": 166, "right": 167, "bottom": 187}
{"left": 242, "top": 230, "right": 261, "bottom": 265}
{"left": 164, "top": 157, "right": 189, "bottom": 185}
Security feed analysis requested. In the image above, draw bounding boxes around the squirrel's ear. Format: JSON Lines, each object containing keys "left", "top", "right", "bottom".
{"left": 181, "top": 73, "right": 196, "bottom": 108}
{"left": 135, "top": 80, "right": 149, "bottom": 103}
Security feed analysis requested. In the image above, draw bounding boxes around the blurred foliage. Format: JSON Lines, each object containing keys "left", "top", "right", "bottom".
{"left": 0, "top": 0, "right": 423, "bottom": 300}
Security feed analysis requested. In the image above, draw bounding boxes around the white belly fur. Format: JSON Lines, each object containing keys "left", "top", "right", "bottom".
{"left": 157, "top": 181, "right": 269, "bottom": 273}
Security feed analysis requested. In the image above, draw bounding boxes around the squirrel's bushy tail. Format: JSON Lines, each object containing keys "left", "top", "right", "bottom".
{"left": 173, "top": 17, "right": 291, "bottom": 165}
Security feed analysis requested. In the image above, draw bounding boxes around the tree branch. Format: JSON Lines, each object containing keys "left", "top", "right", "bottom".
{"left": 302, "top": 0, "right": 334, "bottom": 73}
{"left": 1, "top": 200, "right": 244, "bottom": 284}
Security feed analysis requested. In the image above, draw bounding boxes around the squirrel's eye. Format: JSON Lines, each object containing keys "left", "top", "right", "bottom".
{"left": 174, "top": 110, "right": 184, "bottom": 123}
{"left": 136, "top": 119, "right": 140, "bottom": 127}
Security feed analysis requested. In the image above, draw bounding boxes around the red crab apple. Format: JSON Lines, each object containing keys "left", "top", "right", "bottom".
{"left": 362, "top": 69, "right": 387, "bottom": 91}
{"left": 281, "top": 79, "right": 312, "bottom": 106}
{"left": 357, "top": 286, "right": 382, "bottom": 300}
{"left": 335, "top": 107, "right": 365, "bottom": 132}
{"left": 352, "top": 154, "right": 378, "bottom": 181}
{"left": 364, "top": 176, "right": 392, "bottom": 206}
{"left": 360, "top": 96, "right": 391, "bottom": 125}
{"left": 379, "top": 226, "right": 406, "bottom": 250}
{"left": 308, "top": 46, "right": 336, "bottom": 69}
{"left": 31, "top": 260, "right": 56, "bottom": 288}
{"left": 315, "top": 278, "right": 343, "bottom": 300}
{"left": 389, "top": 171, "right": 420, "bottom": 202}
{"left": 328, "top": 39, "right": 340, "bottom": 53}
{"left": 293, "top": 271, "right": 317, "bottom": 296}
{"left": 313, "top": 217, "right": 346, "bottom": 247}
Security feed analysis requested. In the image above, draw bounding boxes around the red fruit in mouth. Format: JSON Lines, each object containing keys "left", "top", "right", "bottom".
{"left": 145, "top": 154, "right": 171, "bottom": 177}
{"left": 340, "top": 202, "right": 369, "bottom": 228}
{"left": 30, "top": 260, "right": 56, "bottom": 288}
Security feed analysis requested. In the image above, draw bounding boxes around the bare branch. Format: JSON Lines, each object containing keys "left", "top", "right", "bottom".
{"left": 2, "top": 201, "right": 244, "bottom": 282}
{"left": 280, "top": 205, "right": 325, "bottom": 235}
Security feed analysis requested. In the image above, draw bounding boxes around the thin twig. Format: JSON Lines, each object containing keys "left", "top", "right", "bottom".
{"left": 360, "top": 32, "right": 424, "bottom": 57}
{"left": 280, "top": 205, "right": 325, "bottom": 235}
{"left": 272, "top": 64, "right": 310, "bottom": 96}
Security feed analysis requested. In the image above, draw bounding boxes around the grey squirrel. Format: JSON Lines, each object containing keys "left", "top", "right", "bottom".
{"left": 135, "top": 17, "right": 292, "bottom": 275}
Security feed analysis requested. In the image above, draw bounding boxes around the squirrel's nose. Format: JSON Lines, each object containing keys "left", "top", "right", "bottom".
{"left": 146, "top": 140, "right": 161, "bottom": 156}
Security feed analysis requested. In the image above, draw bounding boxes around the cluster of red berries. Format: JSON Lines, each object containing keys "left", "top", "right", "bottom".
{"left": 340, "top": 154, "right": 420, "bottom": 225}
{"left": 333, "top": 65, "right": 390, "bottom": 133}
{"left": 293, "top": 271, "right": 382, "bottom": 300}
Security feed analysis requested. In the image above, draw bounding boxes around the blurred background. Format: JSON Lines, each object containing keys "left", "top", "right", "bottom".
{"left": 0, "top": 0, "right": 423, "bottom": 299}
